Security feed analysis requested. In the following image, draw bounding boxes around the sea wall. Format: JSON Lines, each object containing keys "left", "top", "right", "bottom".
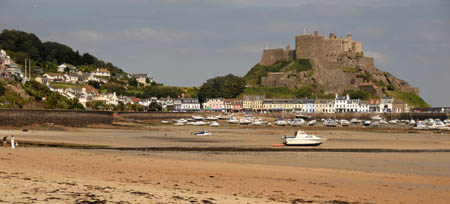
{"left": 117, "top": 112, "right": 197, "bottom": 120}
{"left": 0, "top": 109, "right": 113, "bottom": 127}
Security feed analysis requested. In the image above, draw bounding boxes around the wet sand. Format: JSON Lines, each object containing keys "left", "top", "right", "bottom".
{"left": 1, "top": 125, "right": 450, "bottom": 203}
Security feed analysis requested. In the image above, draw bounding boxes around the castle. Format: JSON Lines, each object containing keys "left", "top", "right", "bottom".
{"left": 261, "top": 31, "right": 363, "bottom": 66}
{"left": 258, "top": 31, "right": 419, "bottom": 96}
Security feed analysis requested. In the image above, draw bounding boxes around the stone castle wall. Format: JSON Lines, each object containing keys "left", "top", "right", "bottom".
{"left": 260, "top": 49, "right": 284, "bottom": 66}
{"left": 0, "top": 109, "right": 113, "bottom": 127}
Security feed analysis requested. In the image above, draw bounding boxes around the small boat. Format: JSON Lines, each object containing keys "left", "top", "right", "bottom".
{"left": 409, "top": 120, "right": 416, "bottom": 125}
{"left": 227, "top": 117, "right": 239, "bottom": 124}
{"left": 281, "top": 130, "right": 327, "bottom": 146}
{"left": 371, "top": 115, "right": 383, "bottom": 120}
{"left": 363, "top": 120, "right": 372, "bottom": 126}
{"left": 192, "top": 115, "right": 205, "bottom": 120}
{"left": 239, "top": 118, "right": 252, "bottom": 125}
{"left": 192, "top": 121, "right": 207, "bottom": 126}
{"left": 429, "top": 121, "right": 446, "bottom": 130}
{"left": 379, "top": 120, "right": 388, "bottom": 125}
{"left": 324, "top": 119, "right": 338, "bottom": 127}
{"left": 389, "top": 119, "right": 399, "bottom": 124}
{"left": 206, "top": 116, "right": 218, "bottom": 121}
{"left": 161, "top": 120, "right": 170, "bottom": 124}
{"left": 275, "top": 119, "right": 288, "bottom": 126}
{"left": 252, "top": 119, "right": 264, "bottom": 126}
{"left": 210, "top": 121, "right": 220, "bottom": 127}
{"left": 290, "top": 119, "right": 306, "bottom": 126}
{"left": 174, "top": 122, "right": 184, "bottom": 126}
{"left": 350, "top": 118, "right": 361, "bottom": 124}
{"left": 192, "top": 130, "right": 212, "bottom": 136}
{"left": 413, "top": 122, "right": 428, "bottom": 130}
{"left": 176, "top": 119, "right": 188, "bottom": 123}
{"left": 340, "top": 119, "right": 351, "bottom": 126}
{"left": 308, "top": 120, "right": 317, "bottom": 126}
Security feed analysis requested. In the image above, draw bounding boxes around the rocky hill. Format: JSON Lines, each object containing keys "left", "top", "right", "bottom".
{"left": 244, "top": 31, "right": 428, "bottom": 107}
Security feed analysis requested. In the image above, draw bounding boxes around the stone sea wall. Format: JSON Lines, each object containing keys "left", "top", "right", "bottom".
{"left": 0, "top": 109, "right": 113, "bottom": 127}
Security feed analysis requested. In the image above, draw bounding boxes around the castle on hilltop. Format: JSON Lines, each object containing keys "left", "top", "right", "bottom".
{"left": 257, "top": 31, "right": 419, "bottom": 96}
{"left": 261, "top": 31, "right": 363, "bottom": 66}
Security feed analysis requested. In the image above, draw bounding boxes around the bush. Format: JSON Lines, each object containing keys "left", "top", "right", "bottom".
{"left": 286, "top": 59, "right": 312, "bottom": 72}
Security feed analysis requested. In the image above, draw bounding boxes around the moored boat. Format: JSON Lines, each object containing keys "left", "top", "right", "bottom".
{"left": 281, "top": 130, "right": 327, "bottom": 146}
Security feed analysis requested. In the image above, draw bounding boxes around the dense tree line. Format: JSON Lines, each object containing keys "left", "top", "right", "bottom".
{"left": 0, "top": 29, "right": 125, "bottom": 76}
{"left": 197, "top": 74, "right": 246, "bottom": 103}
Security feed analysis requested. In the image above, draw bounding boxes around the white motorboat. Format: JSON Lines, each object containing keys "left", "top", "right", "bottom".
{"left": 409, "top": 120, "right": 416, "bottom": 125}
{"left": 174, "top": 122, "right": 184, "bottom": 126}
{"left": 350, "top": 118, "right": 361, "bottom": 124}
{"left": 429, "top": 121, "right": 446, "bottom": 130}
{"left": 281, "top": 130, "right": 327, "bottom": 146}
{"left": 275, "top": 119, "right": 288, "bottom": 126}
{"left": 308, "top": 120, "right": 317, "bottom": 126}
{"left": 192, "top": 121, "right": 207, "bottom": 126}
{"left": 252, "top": 119, "right": 264, "bottom": 126}
{"left": 324, "top": 119, "right": 338, "bottom": 127}
{"left": 379, "top": 120, "right": 388, "bottom": 125}
{"left": 363, "top": 120, "right": 372, "bottom": 126}
{"left": 413, "top": 122, "right": 428, "bottom": 130}
{"left": 192, "top": 130, "right": 212, "bottom": 136}
{"left": 161, "top": 120, "right": 170, "bottom": 124}
{"left": 290, "top": 119, "right": 306, "bottom": 126}
{"left": 227, "top": 117, "right": 239, "bottom": 124}
{"left": 389, "top": 119, "right": 399, "bottom": 124}
{"left": 340, "top": 119, "right": 351, "bottom": 126}
{"left": 206, "top": 116, "right": 218, "bottom": 121}
{"left": 371, "top": 115, "right": 383, "bottom": 120}
{"left": 176, "top": 119, "right": 188, "bottom": 123}
{"left": 210, "top": 121, "right": 220, "bottom": 127}
{"left": 192, "top": 115, "right": 205, "bottom": 120}
{"left": 239, "top": 118, "right": 252, "bottom": 125}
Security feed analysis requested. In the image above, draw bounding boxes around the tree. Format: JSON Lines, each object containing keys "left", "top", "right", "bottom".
{"left": 295, "top": 85, "right": 314, "bottom": 98}
{"left": 128, "top": 78, "right": 138, "bottom": 87}
{"left": 197, "top": 74, "right": 246, "bottom": 103}
{"left": 343, "top": 89, "right": 370, "bottom": 100}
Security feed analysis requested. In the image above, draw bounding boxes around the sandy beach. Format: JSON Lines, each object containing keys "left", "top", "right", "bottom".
{"left": 1, "top": 124, "right": 450, "bottom": 203}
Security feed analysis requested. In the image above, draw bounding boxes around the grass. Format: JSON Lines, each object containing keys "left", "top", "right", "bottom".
{"left": 385, "top": 91, "right": 430, "bottom": 108}
{"left": 50, "top": 82, "right": 83, "bottom": 89}
{"left": 284, "top": 59, "right": 312, "bottom": 73}
{"left": 244, "top": 60, "right": 291, "bottom": 86}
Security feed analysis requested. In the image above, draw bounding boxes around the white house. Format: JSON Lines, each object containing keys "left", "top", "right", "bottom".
{"left": 358, "top": 101, "right": 370, "bottom": 113}
{"left": 91, "top": 68, "right": 111, "bottom": 77}
{"left": 335, "top": 94, "right": 359, "bottom": 113}
{"left": 64, "top": 73, "right": 79, "bottom": 84}
{"left": 43, "top": 73, "right": 64, "bottom": 82}
{"left": 381, "top": 97, "right": 393, "bottom": 113}
{"left": 57, "top": 63, "right": 77, "bottom": 73}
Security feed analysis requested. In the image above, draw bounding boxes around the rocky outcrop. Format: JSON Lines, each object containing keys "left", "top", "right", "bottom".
{"left": 257, "top": 31, "right": 418, "bottom": 96}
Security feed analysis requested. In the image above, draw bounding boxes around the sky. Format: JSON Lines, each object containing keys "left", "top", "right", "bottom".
{"left": 0, "top": 0, "right": 449, "bottom": 106}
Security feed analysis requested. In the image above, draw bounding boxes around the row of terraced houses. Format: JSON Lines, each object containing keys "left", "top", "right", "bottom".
{"left": 200, "top": 94, "right": 409, "bottom": 113}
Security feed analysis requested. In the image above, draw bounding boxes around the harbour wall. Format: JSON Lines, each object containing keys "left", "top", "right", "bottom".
{"left": 0, "top": 109, "right": 113, "bottom": 127}
{"left": 117, "top": 112, "right": 195, "bottom": 120}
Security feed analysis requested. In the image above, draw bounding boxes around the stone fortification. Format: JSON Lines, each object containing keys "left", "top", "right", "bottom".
{"left": 0, "top": 109, "right": 113, "bottom": 127}
{"left": 258, "top": 31, "right": 419, "bottom": 96}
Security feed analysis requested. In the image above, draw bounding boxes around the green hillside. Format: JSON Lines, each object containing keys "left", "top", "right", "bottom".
{"left": 243, "top": 60, "right": 290, "bottom": 86}
{"left": 385, "top": 91, "right": 430, "bottom": 108}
